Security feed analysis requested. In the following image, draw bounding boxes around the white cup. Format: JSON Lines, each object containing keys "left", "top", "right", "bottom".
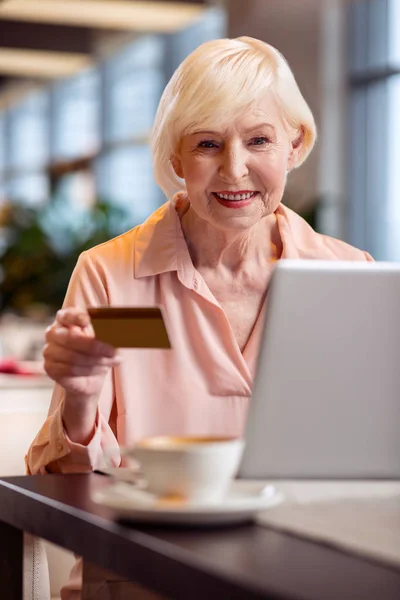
{"left": 119, "top": 436, "right": 245, "bottom": 503}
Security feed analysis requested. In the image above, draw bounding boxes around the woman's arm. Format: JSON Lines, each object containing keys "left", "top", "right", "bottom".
{"left": 25, "top": 251, "right": 121, "bottom": 474}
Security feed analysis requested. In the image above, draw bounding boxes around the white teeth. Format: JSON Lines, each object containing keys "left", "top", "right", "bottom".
{"left": 215, "top": 192, "right": 255, "bottom": 201}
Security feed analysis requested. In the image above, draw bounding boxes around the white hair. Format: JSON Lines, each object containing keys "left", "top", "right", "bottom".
{"left": 151, "top": 36, "right": 317, "bottom": 199}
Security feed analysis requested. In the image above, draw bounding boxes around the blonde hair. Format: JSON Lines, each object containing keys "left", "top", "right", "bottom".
{"left": 151, "top": 36, "right": 317, "bottom": 199}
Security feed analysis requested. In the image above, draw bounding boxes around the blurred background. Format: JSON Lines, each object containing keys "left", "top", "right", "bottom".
{"left": 0, "top": 0, "right": 399, "bottom": 344}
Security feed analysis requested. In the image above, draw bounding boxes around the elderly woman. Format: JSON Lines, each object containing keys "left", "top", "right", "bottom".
{"left": 26, "top": 36, "right": 372, "bottom": 598}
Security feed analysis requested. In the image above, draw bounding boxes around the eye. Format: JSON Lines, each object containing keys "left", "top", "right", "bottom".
{"left": 250, "top": 137, "right": 271, "bottom": 146}
{"left": 197, "top": 140, "right": 218, "bottom": 149}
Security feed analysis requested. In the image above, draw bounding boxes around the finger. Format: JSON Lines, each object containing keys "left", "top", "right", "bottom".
{"left": 45, "top": 317, "right": 93, "bottom": 342}
{"left": 56, "top": 308, "right": 91, "bottom": 330}
{"left": 46, "top": 326, "right": 116, "bottom": 357}
{"left": 43, "top": 343, "right": 121, "bottom": 368}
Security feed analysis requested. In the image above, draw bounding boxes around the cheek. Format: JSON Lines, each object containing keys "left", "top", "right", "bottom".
{"left": 183, "top": 157, "right": 214, "bottom": 187}
{"left": 254, "top": 155, "right": 288, "bottom": 187}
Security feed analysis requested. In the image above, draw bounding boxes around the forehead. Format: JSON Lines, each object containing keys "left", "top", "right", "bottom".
{"left": 242, "top": 95, "right": 283, "bottom": 124}
{"left": 186, "top": 95, "right": 286, "bottom": 137}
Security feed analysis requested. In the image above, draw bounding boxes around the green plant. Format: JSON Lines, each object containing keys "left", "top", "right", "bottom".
{"left": 0, "top": 197, "right": 131, "bottom": 315}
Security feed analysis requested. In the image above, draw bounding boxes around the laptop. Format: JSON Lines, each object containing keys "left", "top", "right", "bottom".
{"left": 239, "top": 260, "right": 400, "bottom": 480}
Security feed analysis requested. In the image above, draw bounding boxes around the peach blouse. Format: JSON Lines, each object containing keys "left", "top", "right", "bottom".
{"left": 26, "top": 195, "right": 373, "bottom": 476}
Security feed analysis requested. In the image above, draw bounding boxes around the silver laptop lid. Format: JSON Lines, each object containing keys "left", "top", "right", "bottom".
{"left": 239, "top": 260, "right": 400, "bottom": 479}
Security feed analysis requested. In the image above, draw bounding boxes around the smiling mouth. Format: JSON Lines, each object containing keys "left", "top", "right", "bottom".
{"left": 213, "top": 191, "right": 258, "bottom": 201}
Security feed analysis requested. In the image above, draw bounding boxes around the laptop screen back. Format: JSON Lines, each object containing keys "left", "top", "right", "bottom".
{"left": 239, "top": 260, "right": 400, "bottom": 479}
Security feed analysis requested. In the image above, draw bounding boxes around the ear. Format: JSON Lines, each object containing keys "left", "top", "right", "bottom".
{"left": 287, "top": 126, "right": 305, "bottom": 170}
{"left": 171, "top": 155, "right": 184, "bottom": 179}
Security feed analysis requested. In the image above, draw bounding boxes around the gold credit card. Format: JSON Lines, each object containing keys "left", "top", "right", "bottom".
{"left": 87, "top": 307, "right": 171, "bottom": 349}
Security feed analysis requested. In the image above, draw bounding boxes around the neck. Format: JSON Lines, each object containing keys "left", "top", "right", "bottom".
{"left": 180, "top": 207, "right": 281, "bottom": 273}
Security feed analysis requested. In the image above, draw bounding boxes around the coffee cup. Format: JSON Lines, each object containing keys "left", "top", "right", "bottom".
{"left": 118, "top": 436, "right": 245, "bottom": 503}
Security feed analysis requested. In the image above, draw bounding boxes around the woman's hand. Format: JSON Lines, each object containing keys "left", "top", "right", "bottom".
{"left": 44, "top": 307, "right": 120, "bottom": 397}
{"left": 43, "top": 308, "right": 121, "bottom": 443}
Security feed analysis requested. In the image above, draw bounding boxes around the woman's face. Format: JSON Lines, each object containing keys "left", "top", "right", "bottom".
{"left": 172, "top": 95, "right": 302, "bottom": 233}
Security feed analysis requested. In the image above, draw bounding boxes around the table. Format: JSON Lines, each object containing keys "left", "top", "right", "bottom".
{"left": 0, "top": 474, "right": 400, "bottom": 600}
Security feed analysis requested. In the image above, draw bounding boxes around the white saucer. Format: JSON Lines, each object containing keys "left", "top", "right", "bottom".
{"left": 93, "top": 480, "right": 284, "bottom": 526}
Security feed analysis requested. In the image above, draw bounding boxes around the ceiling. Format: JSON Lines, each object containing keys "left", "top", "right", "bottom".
{"left": 0, "top": 0, "right": 207, "bottom": 93}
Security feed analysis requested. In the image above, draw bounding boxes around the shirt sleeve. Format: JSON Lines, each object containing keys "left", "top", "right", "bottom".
{"left": 25, "top": 251, "right": 121, "bottom": 475}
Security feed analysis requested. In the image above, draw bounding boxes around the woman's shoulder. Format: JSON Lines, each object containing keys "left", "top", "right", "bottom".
{"left": 64, "top": 203, "right": 173, "bottom": 306}
{"left": 82, "top": 202, "right": 171, "bottom": 266}
{"left": 279, "top": 204, "right": 373, "bottom": 261}
{"left": 83, "top": 226, "right": 139, "bottom": 264}
{"left": 70, "top": 228, "right": 139, "bottom": 292}
{"left": 317, "top": 232, "right": 373, "bottom": 261}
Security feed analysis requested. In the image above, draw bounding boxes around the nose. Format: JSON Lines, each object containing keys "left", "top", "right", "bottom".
{"left": 218, "top": 143, "right": 249, "bottom": 183}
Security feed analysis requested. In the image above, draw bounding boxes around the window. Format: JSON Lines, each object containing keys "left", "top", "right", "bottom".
{"left": 387, "top": 75, "right": 400, "bottom": 259}
{"left": 96, "top": 146, "right": 161, "bottom": 226}
{"left": 97, "top": 7, "right": 226, "bottom": 223}
{"left": 9, "top": 91, "right": 49, "bottom": 171}
{"left": 54, "top": 171, "right": 96, "bottom": 211}
{"left": 5, "top": 90, "right": 49, "bottom": 205}
{"left": 96, "top": 35, "right": 166, "bottom": 224}
{"left": 0, "top": 115, "right": 5, "bottom": 174}
{"left": 349, "top": 0, "right": 400, "bottom": 260}
{"left": 0, "top": 116, "right": 6, "bottom": 204}
{"left": 388, "top": 0, "right": 400, "bottom": 66}
{"left": 104, "top": 36, "right": 165, "bottom": 143}
{"left": 0, "top": 5, "right": 227, "bottom": 217}
{"left": 7, "top": 174, "right": 49, "bottom": 206}
{"left": 52, "top": 68, "right": 100, "bottom": 160}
